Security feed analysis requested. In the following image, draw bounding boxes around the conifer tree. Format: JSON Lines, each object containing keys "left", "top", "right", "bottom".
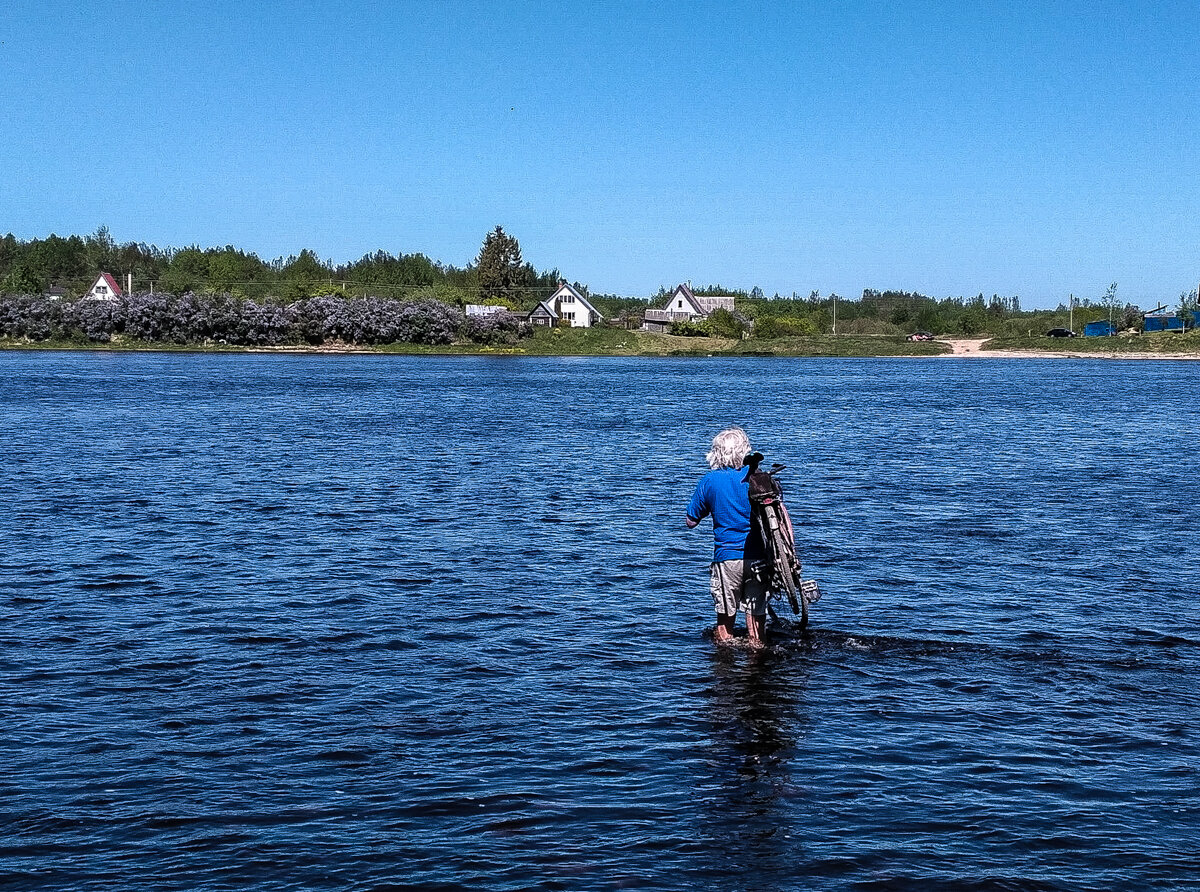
{"left": 475, "top": 226, "right": 524, "bottom": 302}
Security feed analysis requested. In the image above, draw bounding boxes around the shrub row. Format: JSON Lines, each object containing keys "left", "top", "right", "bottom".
{"left": 0, "top": 293, "right": 531, "bottom": 347}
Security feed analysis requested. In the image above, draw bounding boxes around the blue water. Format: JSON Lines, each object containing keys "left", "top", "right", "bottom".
{"left": 2, "top": 352, "right": 1199, "bottom": 891}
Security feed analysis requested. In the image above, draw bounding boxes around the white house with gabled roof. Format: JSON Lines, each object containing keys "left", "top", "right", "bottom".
{"left": 643, "top": 283, "right": 737, "bottom": 332}
{"left": 83, "top": 272, "right": 123, "bottom": 301}
{"left": 548, "top": 281, "right": 602, "bottom": 328}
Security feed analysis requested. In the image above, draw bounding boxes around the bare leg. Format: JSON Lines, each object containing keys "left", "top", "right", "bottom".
{"left": 714, "top": 613, "right": 736, "bottom": 643}
{"left": 745, "top": 612, "right": 766, "bottom": 647}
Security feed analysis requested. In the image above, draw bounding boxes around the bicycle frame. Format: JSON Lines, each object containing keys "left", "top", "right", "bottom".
{"left": 744, "top": 452, "right": 808, "bottom": 633}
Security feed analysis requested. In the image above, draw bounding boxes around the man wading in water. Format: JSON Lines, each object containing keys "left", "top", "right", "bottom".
{"left": 686, "top": 427, "right": 769, "bottom": 647}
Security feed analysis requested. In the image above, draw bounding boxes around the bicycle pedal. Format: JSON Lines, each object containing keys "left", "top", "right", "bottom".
{"left": 800, "top": 579, "right": 821, "bottom": 604}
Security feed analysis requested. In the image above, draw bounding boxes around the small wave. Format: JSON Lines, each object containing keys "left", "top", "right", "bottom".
{"left": 76, "top": 575, "right": 154, "bottom": 591}
{"left": 226, "top": 635, "right": 296, "bottom": 646}
{"left": 313, "top": 748, "right": 372, "bottom": 764}
{"left": 360, "top": 638, "right": 419, "bottom": 651}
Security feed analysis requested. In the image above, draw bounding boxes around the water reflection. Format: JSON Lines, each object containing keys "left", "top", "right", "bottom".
{"left": 700, "top": 635, "right": 812, "bottom": 872}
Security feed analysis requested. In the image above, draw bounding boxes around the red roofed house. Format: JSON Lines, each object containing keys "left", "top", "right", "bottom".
{"left": 84, "top": 272, "right": 123, "bottom": 301}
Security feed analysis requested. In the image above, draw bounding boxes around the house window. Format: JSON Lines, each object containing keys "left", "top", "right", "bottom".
{"left": 565, "top": 311, "right": 576, "bottom": 321}
{"left": 97, "top": 286, "right": 108, "bottom": 295}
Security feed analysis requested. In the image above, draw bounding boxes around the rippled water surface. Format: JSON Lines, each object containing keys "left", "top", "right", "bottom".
{"left": 2, "top": 352, "right": 1199, "bottom": 891}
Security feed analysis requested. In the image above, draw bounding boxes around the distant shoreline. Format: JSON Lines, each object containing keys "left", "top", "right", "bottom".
{"left": 3, "top": 334, "right": 1200, "bottom": 360}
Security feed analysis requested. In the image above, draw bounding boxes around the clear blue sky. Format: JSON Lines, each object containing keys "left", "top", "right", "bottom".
{"left": 3, "top": 0, "right": 1198, "bottom": 307}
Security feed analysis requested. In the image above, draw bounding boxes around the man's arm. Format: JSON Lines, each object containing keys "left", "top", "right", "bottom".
{"left": 686, "top": 476, "right": 708, "bottom": 529}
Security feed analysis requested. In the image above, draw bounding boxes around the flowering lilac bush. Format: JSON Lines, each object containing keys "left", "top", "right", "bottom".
{"left": 291, "top": 296, "right": 343, "bottom": 344}
{"left": 287, "top": 296, "right": 460, "bottom": 345}
{"left": 396, "top": 299, "right": 462, "bottom": 345}
{"left": 121, "top": 293, "right": 173, "bottom": 341}
{"left": 65, "top": 296, "right": 118, "bottom": 342}
{"left": 0, "top": 295, "right": 63, "bottom": 340}
{"left": 0, "top": 291, "right": 526, "bottom": 347}
{"left": 351, "top": 298, "right": 406, "bottom": 344}
{"left": 237, "top": 300, "right": 296, "bottom": 346}
{"left": 462, "top": 312, "right": 530, "bottom": 345}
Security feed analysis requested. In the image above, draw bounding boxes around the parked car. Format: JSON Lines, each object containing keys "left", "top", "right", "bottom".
{"left": 906, "top": 331, "right": 934, "bottom": 341}
{"left": 1046, "top": 328, "right": 1076, "bottom": 338}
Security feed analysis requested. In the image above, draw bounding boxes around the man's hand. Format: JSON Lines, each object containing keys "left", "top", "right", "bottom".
{"left": 685, "top": 516, "right": 699, "bottom": 529}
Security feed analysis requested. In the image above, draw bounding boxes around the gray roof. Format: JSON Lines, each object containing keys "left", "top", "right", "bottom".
{"left": 529, "top": 300, "right": 558, "bottom": 319}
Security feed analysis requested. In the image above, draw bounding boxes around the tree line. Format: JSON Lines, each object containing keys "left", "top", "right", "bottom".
{"left": 2, "top": 226, "right": 1193, "bottom": 339}
{"left": 0, "top": 226, "right": 563, "bottom": 306}
{"left": 671, "top": 286, "right": 1194, "bottom": 339}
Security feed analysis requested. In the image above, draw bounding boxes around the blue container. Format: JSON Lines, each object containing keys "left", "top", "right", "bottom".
{"left": 1084, "top": 321, "right": 1114, "bottom": 337}
{"left": 1145, "top": 315, "right": 1184, "bottom": 332}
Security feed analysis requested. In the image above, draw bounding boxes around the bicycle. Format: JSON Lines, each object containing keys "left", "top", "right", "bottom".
{"left": 744, "top": 451, "right": 811, "bottom": 635}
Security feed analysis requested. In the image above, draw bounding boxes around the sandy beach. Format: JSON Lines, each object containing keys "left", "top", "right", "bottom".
{"left": 938, "top": 338, "right": 1200, "bottom": 360}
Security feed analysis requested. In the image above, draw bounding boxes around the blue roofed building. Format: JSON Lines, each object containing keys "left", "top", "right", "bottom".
{"left": 1141, "top": 304, "right": 1185, "bottom": 332}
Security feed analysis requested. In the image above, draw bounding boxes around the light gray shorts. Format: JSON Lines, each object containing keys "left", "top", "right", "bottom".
{"left": 710, "top": 559, "right": 768, "bottom": 617}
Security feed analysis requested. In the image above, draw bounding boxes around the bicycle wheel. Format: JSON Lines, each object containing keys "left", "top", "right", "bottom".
{"left": 797, "top": 574, "right": 809, "bottom": 635}
{"left": 770, "top": 525, "right": 801, "bottom": 616}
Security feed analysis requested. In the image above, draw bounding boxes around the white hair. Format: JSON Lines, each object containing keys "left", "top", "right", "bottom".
{"left": 705, "top": 426, "right": 752, "bottom": 470}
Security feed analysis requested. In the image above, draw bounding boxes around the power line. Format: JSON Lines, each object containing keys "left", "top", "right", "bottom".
{"left": 125, "top": 279, "right": 571, "bottom": 295}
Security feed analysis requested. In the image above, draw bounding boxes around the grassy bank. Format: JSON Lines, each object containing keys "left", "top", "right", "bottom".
{"left": 0, "top": 337, "right": 237, "bottom": 353}
{"left": 1, "top": 329, "right": 953, "bottom": 357}
{"left": 726, "top": 335, "right": 948, "bottom": 357}
{"left": 982, "top": 331, "right": 1200, "bottom": 355}
{"left": 375, "top": 329, "right": 952, "bottom": 357}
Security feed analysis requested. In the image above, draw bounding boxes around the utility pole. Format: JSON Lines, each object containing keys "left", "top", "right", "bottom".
{"left": 1069, "top": 293, "right": 1074, "bottom": 334}
{"left": 832, "top": 293, "right": 837, "bottom": 336}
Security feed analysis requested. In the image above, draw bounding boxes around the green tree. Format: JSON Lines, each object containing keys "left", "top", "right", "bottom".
{"left": 161, "top": 247, "right": 209, "bottom": 294}
{"left": 0, "top": 233, "right": 17, "bottom": 276}
{"left": 957, "top": 306, "right": 985, "bottom": 335}
{"left": 1102, "top": 282, "right": 1120, "bottom": 327}
{"left": 752, "top": 315, "right": 817, "bottom": 338}
{"left": 28, "top": 234, "right": 88, "bottom": 284}
{"left": 475, "top": 226, "right": 526, "bottom": 302}
{"left": 281, "top": 249, "right": 329, "bottom": 300}
{"left": 916, "top": 305, "right": 945, "bottom": 334}
{"left": 85, "top": 225, "right": 117, "bottom": 273}
{"left": 207, "top": 252, "right": 240, "bottom": 293}
{"left": 705, "top": 308, "right": 745, "bottom": 339}
{"left": 1120, "top": 303, "right": 1143, "bottom": 331}
{"left": 1177, "top": 287, "right": 1198, "bottom": 323}
{"left": 1, "top": 261, "right": 44, "bottom": 294}
{"left": 669, "top": 319, "right": 710, "bottom": 337}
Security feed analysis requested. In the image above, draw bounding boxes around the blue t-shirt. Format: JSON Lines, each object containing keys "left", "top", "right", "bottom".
{"left": 687, "top": 467, "right": 754, "bottom": 563}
